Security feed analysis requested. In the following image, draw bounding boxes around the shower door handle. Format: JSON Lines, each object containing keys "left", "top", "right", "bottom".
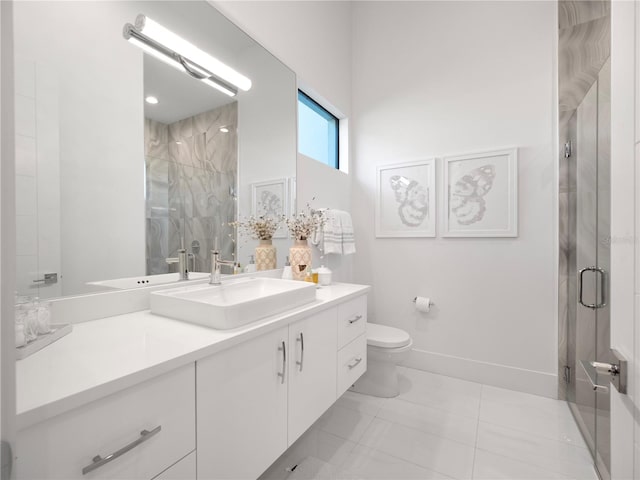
{"left": 578, "top": 266, "right": 607, "bottom": 309}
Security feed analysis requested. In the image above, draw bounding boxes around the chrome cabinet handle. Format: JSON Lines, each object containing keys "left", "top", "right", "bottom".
{"left": 348, "top": 315, "right": 363, "bottom": 324}
{"left": 278, "top": 341, "right": 286, "bottom": 384}
{"left": 347, "top": 357, "right": 362, "bottom": 370}
{"left": 296, "top": 332, "right": 304, "bottom": 372}
{"left": 81, "top": 425, "right": 161, "bottom": 475}
{"left": 578, "top": 266, "right": 607, "bottom": 309}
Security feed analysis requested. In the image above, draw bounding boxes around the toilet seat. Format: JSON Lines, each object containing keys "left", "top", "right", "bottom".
{"left": 367, "top": 323, "right": 411, "bottom": 349}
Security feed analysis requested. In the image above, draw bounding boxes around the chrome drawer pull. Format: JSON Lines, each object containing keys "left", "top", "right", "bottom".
{"left": 348, "top": 357, "right": 363, "bottom": 370}
{"left": 278, "top": 341, "right": 286, "bottom": 384}
{"left": 82, "top": 425, "right": 162, "bottom": 475}
{"left": 296, "top": 332, "right": 304, "bottom": 372}
{"left": 348, "top": 315, "right": 363, "bottom": 324}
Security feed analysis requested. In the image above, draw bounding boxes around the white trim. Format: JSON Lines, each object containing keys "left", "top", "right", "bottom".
{"left": 403, "top": 348, "right": 558, "bottom": 399}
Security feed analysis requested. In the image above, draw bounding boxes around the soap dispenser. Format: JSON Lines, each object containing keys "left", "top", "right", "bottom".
{"left": 281, "top": 256, "right": 293, "bottom": 280}
{"left": 244, "top": 255, "right": 257, "bottom": 273}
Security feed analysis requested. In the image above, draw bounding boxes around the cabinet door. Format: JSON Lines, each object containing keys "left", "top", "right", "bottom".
{"left": 197, "top": 326, "right": 288, "bottom": 480}
{"left": 288, "top": 308, "right": 338, "bottom": 443}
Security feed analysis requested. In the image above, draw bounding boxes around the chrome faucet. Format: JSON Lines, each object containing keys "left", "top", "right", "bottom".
{"left": 166, "top": 248, "right": 189, "bottom": 280}
{"left": 210, "top": 250, "right": 235, "bottom": 285}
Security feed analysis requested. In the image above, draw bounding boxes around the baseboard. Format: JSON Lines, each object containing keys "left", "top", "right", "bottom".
{"left": 403, "top": 348, "right": 558, "bottom": 399}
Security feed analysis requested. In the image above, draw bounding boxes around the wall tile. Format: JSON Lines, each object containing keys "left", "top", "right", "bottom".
{"left": 16, "top": 175, "right": 37, "bottom": 215}
{"left": 15, "top": 94, "right": 36, "bottom": 138}
{"left": 16, "top": 214, "right": 38, "bottom": 256}
{"left": 14, "top": 56, "right": 35, "bottom": 98}
{"left": 15, "top": 134, "right": 37, "bottom": 176}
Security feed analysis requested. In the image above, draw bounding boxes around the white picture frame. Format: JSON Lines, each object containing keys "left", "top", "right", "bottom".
{"left": 288, "top": 176, "right": 297, "bottom": 216}
{"left": 375, "top": 159, "right": 436, "bottom": 238}
{"left": 442, "top": 148, "right": 518, "bottom": 237}
{"left": 251, "top": 178, "right": 288, "bottom": 238}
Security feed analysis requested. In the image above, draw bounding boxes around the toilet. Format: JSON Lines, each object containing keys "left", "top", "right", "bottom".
{"left": 350, "top": 323, "right": 413, "bottom": 398}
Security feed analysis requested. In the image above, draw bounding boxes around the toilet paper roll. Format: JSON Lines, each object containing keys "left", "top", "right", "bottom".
{"left": 415, "top": 296, "right": 431, "bottom": 313}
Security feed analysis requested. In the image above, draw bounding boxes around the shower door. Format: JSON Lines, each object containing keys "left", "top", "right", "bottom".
{"left": 566, "top": 58, "right": 611, "bottom": 480}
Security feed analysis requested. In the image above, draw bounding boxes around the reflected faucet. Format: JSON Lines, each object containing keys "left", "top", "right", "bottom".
{"left": 210, "top": 250, "right": 235, "bottom": 285}
{"left": 166, "top": 248, "right": 189, "bottom": 280}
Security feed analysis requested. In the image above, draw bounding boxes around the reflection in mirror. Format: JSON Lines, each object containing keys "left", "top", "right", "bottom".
{"left": 13, "top": 1, "right": 296, "bottom": 299}
{"left": 143, "top": 54, "right": 238, "bottom": 277}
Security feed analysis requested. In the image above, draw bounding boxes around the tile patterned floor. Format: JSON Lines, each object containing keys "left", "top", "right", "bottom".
{"left": 260, "top": 367, "right": 599, "bottom": 480}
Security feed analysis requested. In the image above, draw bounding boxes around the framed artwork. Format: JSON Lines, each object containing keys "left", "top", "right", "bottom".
{"left": 442, "top": 148, "right": 518, "bottom": 237}
{"left": 251, "top": 178, "right": 288, "bottom": 238}
{"left": 375, "top": 159, "right": 436, "bottom": 237}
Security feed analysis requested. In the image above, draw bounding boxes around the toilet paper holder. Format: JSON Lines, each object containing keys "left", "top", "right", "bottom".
{"left": 412, "top": 297, "right": 434, "bottom": 306}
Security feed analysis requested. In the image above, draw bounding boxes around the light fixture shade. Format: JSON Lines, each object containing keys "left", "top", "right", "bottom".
{"left": 124, "top": 27, "right": 186, "bottom": 74}
{"left": 135, "top": 14, "right": 252, "bottom": 92}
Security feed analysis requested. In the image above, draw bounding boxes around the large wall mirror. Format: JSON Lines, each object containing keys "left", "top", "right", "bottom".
{"left": 13, "top": 1, "right": 297, "bottom": 299}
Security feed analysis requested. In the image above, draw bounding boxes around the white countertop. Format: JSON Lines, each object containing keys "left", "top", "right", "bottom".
{"left": 16, "top": 282, "right": 370, "bottom": 430}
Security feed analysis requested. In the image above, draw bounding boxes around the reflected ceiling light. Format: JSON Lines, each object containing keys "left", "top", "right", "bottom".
{"left": 145, "top": 96, "right": 159, "bottom": 104}
{"left": 123, "top": 14, "right": 252, "bottom": 97}
{"left": 219, "top": 126, "right": 229, "bottom": 133}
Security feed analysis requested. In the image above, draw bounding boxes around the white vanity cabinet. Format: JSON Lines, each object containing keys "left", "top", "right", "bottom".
{"left": 16, "top": 364, "right": 196, "bottom": 480}
{"left": 287, "top": 308, "right": 338, "bottom": 443}
{"left": 196, "top": 326, "right": 290, "bottom": 480}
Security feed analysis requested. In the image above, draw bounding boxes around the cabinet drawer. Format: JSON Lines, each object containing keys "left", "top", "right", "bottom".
{"left": 337, "top": 334, "right": 367, "bottom": 397}
{"left": 337, "top": 295, "right": 367, "bottom": 349}
{"left": 17, "top": 364, "right": 195, "bottom": 480}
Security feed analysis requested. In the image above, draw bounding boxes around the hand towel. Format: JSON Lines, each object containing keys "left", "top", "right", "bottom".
{"left": 338, "top": 210, "right": 356, "bottom": 255}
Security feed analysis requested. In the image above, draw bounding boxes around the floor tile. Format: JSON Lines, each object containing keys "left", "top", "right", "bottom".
{"left": 376, "top": 397, "right": 478, "bottom": 446}
{"left": 337, "top": 390, "right": 388, "bottom": 417}
{"left": 315, "top": 403, "right": 376, "bottom": 443}
{"left": 358, "top": 418, "right": 475, "bottom": 479}
{"left": 480, "top": 386, "right": 587, "bottom": 448}
{"left": 476, "top": 422, "right": 597, "bottom": 480}
{"left": 337, "top": 445, "right": 454, "bottom": 479}
{"left": 472, "top": 449, "right": 579, "bottom": 480}
{"left": 314, "top": 429, "right": 358, "bottom": 467}
{"left": 397, "top": 368, "right": 482, "bottom": 419}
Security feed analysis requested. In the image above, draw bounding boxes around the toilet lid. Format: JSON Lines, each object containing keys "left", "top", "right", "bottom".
{"left": 367, "top": 323, "right": 411, "bottom": 348}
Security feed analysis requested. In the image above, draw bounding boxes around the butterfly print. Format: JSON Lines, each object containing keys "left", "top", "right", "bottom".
{"left": 450, "top": 164, "right": 495, "bottom": 225}
{"left": 259, "top": 190, "right": 282, "bottom": 216}
{"left": 390, "top": 175, "right": 429, "bottom": 227}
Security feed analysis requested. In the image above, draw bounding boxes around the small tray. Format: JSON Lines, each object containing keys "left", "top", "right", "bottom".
{"left": 16, "top": 323, "right": 73, "bottom": 360}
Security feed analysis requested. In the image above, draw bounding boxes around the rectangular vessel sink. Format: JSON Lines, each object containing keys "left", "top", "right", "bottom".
{"left": 150, "top": 277, "right": 317, "bottom": 329}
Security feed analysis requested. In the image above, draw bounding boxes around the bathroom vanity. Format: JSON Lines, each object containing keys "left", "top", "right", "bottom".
{"left": 15, "top": 282, "right": 369, "bottom": 479}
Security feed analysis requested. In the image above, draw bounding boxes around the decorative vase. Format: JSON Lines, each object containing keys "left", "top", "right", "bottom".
{"left": 255, "top": 239, "right": 277, "bottom": 271}
{"left": 289, "top": 238, "right": 312, "bottom": 281}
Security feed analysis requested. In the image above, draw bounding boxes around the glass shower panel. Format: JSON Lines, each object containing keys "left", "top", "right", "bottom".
{"left": 595, "top": 58, "right": 611, "bottom": 479}
{"left": 570, "top": 77, "right": 599, "bottom": 456}
{"left": 566, "top": 58, "right": 611, "bottom": 480}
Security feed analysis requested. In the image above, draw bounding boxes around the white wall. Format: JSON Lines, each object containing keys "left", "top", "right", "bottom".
{"left": 214, "top": 1, "right": 355, "bottom": 280}
{"left": 609, "top": 1, "right": 638, "bottom": 477}
{"left": 351, "top": 1, "right": 558, "bottom": 397}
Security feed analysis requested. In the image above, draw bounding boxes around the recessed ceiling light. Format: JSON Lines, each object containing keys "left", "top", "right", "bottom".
{"left": 219, "top": 127, "right": 229, "bottom": 133}
{"left": 175, "top": 141, "right": 182, "bottom": 145}
{"left": 145, "top": 96, "right": 159, "bottom": 104}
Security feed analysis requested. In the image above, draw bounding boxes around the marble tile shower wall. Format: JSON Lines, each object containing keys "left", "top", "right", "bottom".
{"left": 557, "top": 1, "right": 610, "bottom": 399}
{"left": 144, "top": 102, "right": 238, "bottom": 275}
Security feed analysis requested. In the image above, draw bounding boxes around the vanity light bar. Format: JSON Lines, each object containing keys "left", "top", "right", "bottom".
{"left": 122, "top": 20, "right": 242, "bottom": 98}
{"left": 131, "top": 14, "right": 251, "bottom": 91}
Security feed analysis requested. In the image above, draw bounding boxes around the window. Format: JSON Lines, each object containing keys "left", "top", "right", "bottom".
{"left": 298, "top": 90, "right": 339, "bottom": 169}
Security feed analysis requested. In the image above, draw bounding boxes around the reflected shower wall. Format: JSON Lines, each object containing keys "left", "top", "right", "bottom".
{"left": 144, "top": 102, "right": 238, "bottom": 275}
